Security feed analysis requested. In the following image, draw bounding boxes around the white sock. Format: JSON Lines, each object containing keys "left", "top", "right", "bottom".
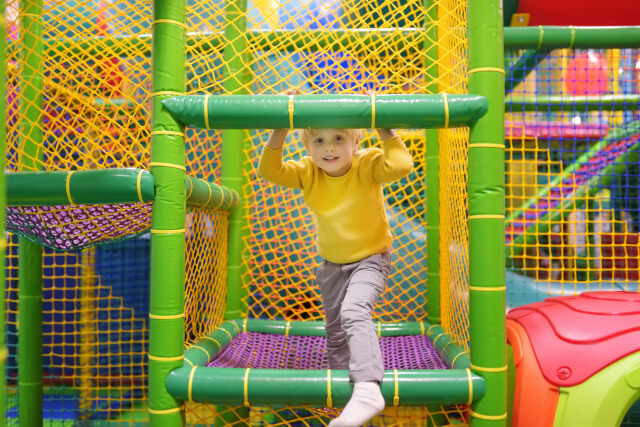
{"left": 328, "top": 381, "right": 385, "bottom": 427}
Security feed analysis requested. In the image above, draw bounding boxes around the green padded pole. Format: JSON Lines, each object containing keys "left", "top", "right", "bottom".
{"left": 468, "top": 0, "right": 506, "bottom": 425}
{"left": 0, "top": 0, "right": 6, "bottom": 421}
{"left": 166, "top": 367, "right": 485, "bottom": 407}
{"left": 504, "top": 26, "right": 640, "bottom": 49}
{"left": 18, "top": 238, "right": 42, "bottom": 426}
{"left": 222, "top": 0, "right": 251, "bottom": 323}
{"left": 6, "top": 169, "right": 155, "bottom": 205}
{"left": 162, "top": 94, "right": 488, "bottom": 129}
{"left": 6, "top": 169, "right": 238, "bottom": 210}
{"left": 423, "top": 0, "right": 440, "bottom": 324}
{"left": 18, "top": 0, "right": 44, "bottom": 423}
{"left": 148, "top": 0, "right": 186, "bottom": 423}
{"left": 507, "top": 94, "right": 640, "bottom": 112}
{"left": 219, "top": 1, "right": 251, "bottom": 424}
{"left": 185, "top": 176, "right": 240, "bottom": 211}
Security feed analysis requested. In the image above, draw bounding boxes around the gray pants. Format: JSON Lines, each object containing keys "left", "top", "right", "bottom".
{"left": 316, "top": 252, "right": 391, "bottom": 383}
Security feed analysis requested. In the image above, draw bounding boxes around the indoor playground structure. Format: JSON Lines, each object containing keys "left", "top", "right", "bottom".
{"left": 1, "top": 0, "right": 640, "bottom": 425}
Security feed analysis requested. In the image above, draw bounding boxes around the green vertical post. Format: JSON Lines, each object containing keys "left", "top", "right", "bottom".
{"left": 468, "top": 0, "right": 506, "bottom": 426}
{"left": 424, "top": 0, "right": 440, "bottom": 324}
{"left": 148, "top": 0, "right": 186, "bottom": 423}
{"left": 0, "top": 0, "right": 6, "bottom": 421}
{"left": 219, "top": 1, "right": 251, "bottom": 425}
{"left": 222, "top": 0, "right": 251, "bottom": 321}
{"left": 18, "top": 0, "right": 44, "bottom": 424}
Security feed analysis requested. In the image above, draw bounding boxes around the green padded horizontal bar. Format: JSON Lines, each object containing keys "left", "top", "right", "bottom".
{"left": 504, "top": 26, "right": 640, "bottom": 49}
{"left": 162, "top": 94, "right": 488, "bottom": 129}
{"left": 166, "top": 366, "right": 484, "bottom": 406}
{"left": 6, "top": 168, "right": 238, "bottom": 212}
{"left": 183, "top": 319, "right": 435, "bottom": 366}
{"left": 237, "top": 318, "right": 431, "bottom": 337}
{"left": 184, "top": 321, "right": 241, "bottom": 367}
{"left": 507, "top": 95, "right": 640, "bottom": 112}
{"left": 186, "top": 176, "right": 239, "bottom": 211}
{"left": 6, "top": 168, "right": 154, "bottom": 206}
{"left": 425, "top": 324, "right": 470, "bottom": 370}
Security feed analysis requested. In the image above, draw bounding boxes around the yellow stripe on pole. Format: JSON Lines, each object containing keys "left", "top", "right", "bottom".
{"left": 243, "top": 368, "right": 251, "bottom": 407}
{"left": 188, "top": 366, "right": 197, "bottom": 402}
{"left": 65, "top": 171, "right": 75, "bottom": 205}
{"left": 326, "top": 369, "right": 333, "bottom": 407}
{"left": 136, "top": 169, "right": 145, "bottom": 202}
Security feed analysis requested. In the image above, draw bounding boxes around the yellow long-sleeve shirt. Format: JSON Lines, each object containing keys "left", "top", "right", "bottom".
{"left": 258, "top": 135, "right": 413, "bottom": 264}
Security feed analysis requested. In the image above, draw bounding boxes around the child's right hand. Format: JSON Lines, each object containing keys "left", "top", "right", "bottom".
{"left": 265, "top": 89, "right": 300, "bottom": 148}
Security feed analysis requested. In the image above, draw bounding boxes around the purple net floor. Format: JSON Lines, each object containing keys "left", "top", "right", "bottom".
{"left": 208, "top": 332, "right": 449, "bottom": 370}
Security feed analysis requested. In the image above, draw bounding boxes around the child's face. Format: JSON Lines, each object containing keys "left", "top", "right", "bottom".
{"left": 305, "top": 129, "right": 359, "bottom": 177}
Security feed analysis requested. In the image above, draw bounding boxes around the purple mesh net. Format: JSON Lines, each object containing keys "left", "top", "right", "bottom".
{"left": 208, "top": 332, "right": 449, "bottom": 370}
{"left": 6, "top": 203, "right": 152, "bottom": 251}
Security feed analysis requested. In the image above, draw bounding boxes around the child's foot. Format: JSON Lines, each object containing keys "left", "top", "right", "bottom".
{"left": 328, "top": 381, "right": 385, "bottom": 427}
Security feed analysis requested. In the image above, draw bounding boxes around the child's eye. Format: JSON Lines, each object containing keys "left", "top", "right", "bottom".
{"left": 335, "top": 135, "right": 344, "bottom": 142}
{"left": 314, "top": 138, "right": 324, "bottom": 144}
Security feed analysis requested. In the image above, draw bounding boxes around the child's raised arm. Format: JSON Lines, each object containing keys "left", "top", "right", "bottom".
{"left": 371, "top": 128, "right": 412, "bottom": 182}
{"left": 375, "top": 128, "right": 397, "bottom": 141}
{"left": 259, "top": 127, "right": 306, "bottom": 190}
{"left": 265, "top": 128, "right": 290, "bottom": 150}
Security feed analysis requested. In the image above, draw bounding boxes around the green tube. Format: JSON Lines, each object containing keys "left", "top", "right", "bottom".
{"left": 222, "top": 0, "right": 251, "bottom": 324}
{"left": 233, "top": 318, "right": 430, "bottom": 337}
{"left": 504, "top": 26, "right": 640, "bottom": 49}
{"left": 185, "top": 175, "right": 239, "bottom": 211}
{"left": 7, "top": 169, "right": 155, "bottom": 205}
{"left": 506, "top": 94, "right": 640, "bottom": 112}
{"left": 18, "top": 0, "right": 45, "bottom": 422}
{"left": 424, "top": 0, "right": 440, "bottom": 325}
{"left": 468, "top": 0, "right": 507, "bottom": 425}
{"left": 19, "top": 1, "right": 43, "bottom": 172}
{"left": 184, "top": 321, "right": 241, "bottom": 366}
{"left": 6, "top": 169, "right": 239, "bottom": 211}
{"left": 218, "top": 2, "right": 251, "bottom": 424}
{"left": 0, "top": 0, "right": 6, "bottom": 420}
{"left": 18, "top": 238, "right": 43, "bottom": 426}
{"left": 162, "top": 94, "right": 488, "bottom": 130}
{"left": 149, "top": 0, "right": 187, "bottom": 422}
{"left": 425, "top": 324, "right": 470, "bottom": 370}
{"left": 166, "top": 367, "right": 485, "bottom": 407}
{"left": 505, "top": 49, "right": 547, "bottom": 95}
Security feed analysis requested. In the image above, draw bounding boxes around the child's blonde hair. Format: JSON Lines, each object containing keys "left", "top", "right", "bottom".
{"left": 298, "top": 128, "right": 362, "bottom": 152}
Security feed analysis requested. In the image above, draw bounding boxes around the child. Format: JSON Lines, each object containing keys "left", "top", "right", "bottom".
{"left": 258, "top": 125, "right": 413, "bottom": 426}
